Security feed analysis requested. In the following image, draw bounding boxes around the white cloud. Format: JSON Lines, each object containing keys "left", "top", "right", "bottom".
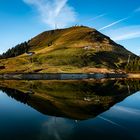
{"left": 0, "top": 50, "right": 3, "bottom": 55}
{"left": 23, "top": 0, "right": 77, "bottom": 29}
{"left": 40, "top": 117, "right": 74, "bottom": 140}
{"left": 113, "top": 32, "right": 140, "bottom": 41}
{"left": 134, "top": 7, "right": 140, "bottom": 12}
{"left": 99, "top": 17, "right": 128, "bottom": 31}
{"left": 115, "top": 105, "right": 140, "bottom": 115}
{"left": 104, "top": 25, "right": 140, "bottom": 41}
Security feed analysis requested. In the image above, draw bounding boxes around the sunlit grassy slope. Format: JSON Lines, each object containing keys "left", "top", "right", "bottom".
{"left": 0, "top": 26, "right": 137, "bottom": 73}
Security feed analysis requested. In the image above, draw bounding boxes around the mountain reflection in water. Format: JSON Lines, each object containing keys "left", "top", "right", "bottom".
{"left": 0, "top": 79, "right": 140, "bottom": 140}
{"left": 0, "top": 79, "right": 140, "bottom": 120}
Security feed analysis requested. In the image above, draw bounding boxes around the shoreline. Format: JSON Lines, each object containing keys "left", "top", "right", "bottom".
{"left": 0, "top": 73, "right": 140, "bottom": 80}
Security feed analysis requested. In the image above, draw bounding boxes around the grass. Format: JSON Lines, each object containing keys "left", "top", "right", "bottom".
{"left": 0, "top": 26, "right": 137, "bottom": 73}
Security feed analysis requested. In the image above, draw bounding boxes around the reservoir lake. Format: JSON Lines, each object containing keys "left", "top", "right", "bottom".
{"left": 0, "top": 79, "right": 140, "bottom": 140}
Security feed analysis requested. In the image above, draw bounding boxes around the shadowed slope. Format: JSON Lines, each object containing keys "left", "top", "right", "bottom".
{"left": 0, "top": 26, "right": 138, "bottom": 73}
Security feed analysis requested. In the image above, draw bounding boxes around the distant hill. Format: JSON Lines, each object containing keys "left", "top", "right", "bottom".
{"left": 0, "top": 26, "right": 139, "bottom": 73}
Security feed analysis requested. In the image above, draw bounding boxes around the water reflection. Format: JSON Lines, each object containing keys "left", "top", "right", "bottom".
{"left": 0, "top": 79, "right": 140, "bottom": 120}
{"left": 0, "top": 79, "right": 140, "bottom": 140}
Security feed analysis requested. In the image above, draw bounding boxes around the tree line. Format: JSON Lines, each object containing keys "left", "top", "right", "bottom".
{"left": 0, "top": 41, "right": 31, "bottom": 59}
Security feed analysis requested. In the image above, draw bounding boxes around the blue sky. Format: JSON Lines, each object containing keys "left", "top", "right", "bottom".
{"left": 0, "top": 0, "right": 140, "bottom": 55}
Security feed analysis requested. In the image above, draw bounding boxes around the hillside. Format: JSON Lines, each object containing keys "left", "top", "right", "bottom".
{"left": 0, "top": 26, "right": 139, "bottom": 73}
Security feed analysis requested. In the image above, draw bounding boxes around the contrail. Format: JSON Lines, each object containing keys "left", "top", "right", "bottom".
{"left": 98, "top": 115, "right": 123, "bottom": 128}
{"left": 99, "top": 17, "right": 128, "bottom": 31}
{"left": 87, "top": 13, "right": 107, "bottom": 22}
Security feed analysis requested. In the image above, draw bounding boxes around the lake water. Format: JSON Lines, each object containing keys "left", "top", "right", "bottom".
{"left": 0, "top": 79, "right": 140, "bottom": 140}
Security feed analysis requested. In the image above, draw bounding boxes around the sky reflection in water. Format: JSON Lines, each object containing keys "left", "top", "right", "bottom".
{"left": 0, "top": 81, "right": 140, "bottom": 140}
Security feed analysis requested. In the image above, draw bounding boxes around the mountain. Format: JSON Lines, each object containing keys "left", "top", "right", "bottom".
{"left": 0, "top": 26, "right": 139, "bottom": 73}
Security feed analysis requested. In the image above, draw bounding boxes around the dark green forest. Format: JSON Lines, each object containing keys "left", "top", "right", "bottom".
{"left": 0, "top": 41, "right": 30, "bottom": 59}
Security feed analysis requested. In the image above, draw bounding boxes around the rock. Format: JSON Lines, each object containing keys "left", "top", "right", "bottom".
{"left": 83, "top": 46, "right": 92, "bottom": 50}
{"left": 0, "top": 66, "right": 5, "bottom": 69}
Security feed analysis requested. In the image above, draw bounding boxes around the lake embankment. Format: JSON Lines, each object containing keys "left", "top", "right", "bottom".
{"left": 0, "top": 73, "right": 139, "bottom": 80}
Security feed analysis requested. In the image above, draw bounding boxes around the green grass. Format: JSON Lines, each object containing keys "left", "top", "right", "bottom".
{"left": 0, "top": 26, "right": 138, "bottom": 73}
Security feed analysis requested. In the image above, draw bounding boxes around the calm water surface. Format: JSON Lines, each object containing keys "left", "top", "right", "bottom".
{"left": 0, "top": 79, "right": 140, "bottom": 140}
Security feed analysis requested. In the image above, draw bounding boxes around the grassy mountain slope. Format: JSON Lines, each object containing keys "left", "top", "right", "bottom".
{"left": 0, "top": 26, "right": 138, "bottom": 73}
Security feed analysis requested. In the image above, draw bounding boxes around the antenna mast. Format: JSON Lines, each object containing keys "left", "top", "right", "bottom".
{"left": 55, "top": 23, "right": 57, "bottom": 29}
